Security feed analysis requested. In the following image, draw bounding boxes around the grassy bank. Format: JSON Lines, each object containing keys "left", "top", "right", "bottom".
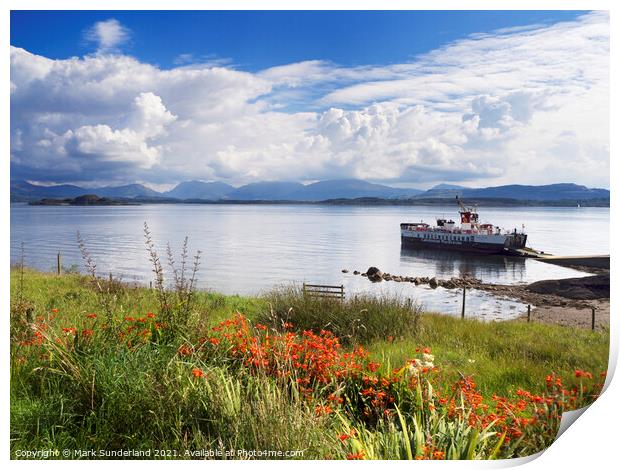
{"left": 10, "top": 268, "right": 609, "bottom": 459}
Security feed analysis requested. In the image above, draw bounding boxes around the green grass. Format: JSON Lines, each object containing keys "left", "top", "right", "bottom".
{"left": 10, "top": 268, "right": 265, "bottom": 330}
{"left": 369, "top": 313, "right": 609, "bottom": 396}
{"left": 10, "top": 268, "right": 610, "bottom": 459}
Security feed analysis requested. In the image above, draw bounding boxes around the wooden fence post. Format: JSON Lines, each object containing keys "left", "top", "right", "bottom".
{"left": 591, "top": 307, "right": 596, "bottom": 331}
{"left": 461, "top": 288, "right": 466, "bottom": 319}
{"left": 527, "top": 305, "right": 531, "bottom": 323}
{"left": 57, "top": 252, "right": 61, "bottom": 275}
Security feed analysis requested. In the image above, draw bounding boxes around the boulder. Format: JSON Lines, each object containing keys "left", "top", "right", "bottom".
{"left": 366, "top": 266, "right": 382, "bottom": 277}
{"left": 341, "top": 269, "right": 349, "bottom": 273}
{"left": 429, "top": 277, "right": 438, "bottom": 289}
{"left": 366, "top": 267, "right": 383, "bottom": 282}
{"left": 353, "top": 270, "right": 360, "bottom": 275}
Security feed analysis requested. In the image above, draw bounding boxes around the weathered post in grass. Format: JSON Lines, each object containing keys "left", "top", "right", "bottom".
{"left": 591, "top": 306, "right": 596, "bottom": 331}
{"left": 527, "top": 305, "right": 531, "bottom": 323}
{"left": 461, "top": 287, "right": 466, "bottom": 319}
{"left": 57, "top": 252, "right": 61, "bottom": 275}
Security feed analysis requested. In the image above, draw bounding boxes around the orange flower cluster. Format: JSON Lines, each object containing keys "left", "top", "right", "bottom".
{"left": 414, "top": 447, "right": 445, "bottom": 460}
{"left": 195, "top": 314, "right": 606, "bottom": 459}
{"left": 204, "top": 313, "right": 375, "bottom": 391}
{"left": 119, "top": 312, "right": 161, "bottom": 347}
{"left": 16, "top": 308, "right": 162, "bottom": 351}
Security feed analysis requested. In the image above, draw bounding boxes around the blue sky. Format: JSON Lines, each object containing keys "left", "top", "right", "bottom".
{"left": 10, "top": 11, "right": 609, "bottom": 189}
{"left": 11, "top": 11, "right": 585, "bottom": 71}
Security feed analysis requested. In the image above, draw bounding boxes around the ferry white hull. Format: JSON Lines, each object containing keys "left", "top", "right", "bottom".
{"left": 400, "top": 228, "right": 527, "bottom": 254}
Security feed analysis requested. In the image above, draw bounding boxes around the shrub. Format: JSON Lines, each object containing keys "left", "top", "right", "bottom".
{"left": 259, "top": 286, "right": 420, "bottom": 344}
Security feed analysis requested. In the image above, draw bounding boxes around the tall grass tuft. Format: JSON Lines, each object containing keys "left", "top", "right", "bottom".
{"left": 259, "top": 285, "right": 420, "bottom": 344}
{"left": 77, "top": 231, "right": 123, "bottom": 335}
{"left": 143, "top": 222, "right": 202, "bottom": 342}
{"left": 10, "top": 242, "right": 34, "bottom": 342}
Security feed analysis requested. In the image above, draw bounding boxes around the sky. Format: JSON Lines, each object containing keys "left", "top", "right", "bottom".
{"left": 10, "top": 10, "right": 609, "bottom": 190}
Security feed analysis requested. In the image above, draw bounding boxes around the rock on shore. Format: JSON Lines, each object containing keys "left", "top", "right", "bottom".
{"left": 527, "top": 274, "right": 609, "bottom": 300}
{"left": 354, "top": 266, "right": 609, "bottom": 308}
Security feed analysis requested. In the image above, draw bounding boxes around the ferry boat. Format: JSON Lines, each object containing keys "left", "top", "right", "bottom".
{"left": 400, "top": 198, "right": 527, "bottom": 255}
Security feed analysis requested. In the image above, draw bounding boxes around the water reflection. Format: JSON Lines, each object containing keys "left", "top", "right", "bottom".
{"left": 400, "top": 246, "right": 527, "bottom": 283}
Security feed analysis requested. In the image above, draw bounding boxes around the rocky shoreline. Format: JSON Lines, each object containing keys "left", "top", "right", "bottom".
{"left": 343, "top": 266, "right": 610, "bottom": 329}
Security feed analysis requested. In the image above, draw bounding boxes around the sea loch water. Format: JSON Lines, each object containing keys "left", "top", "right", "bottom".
{"left": 10, "top": 203, "right": 609, "bottom": 320}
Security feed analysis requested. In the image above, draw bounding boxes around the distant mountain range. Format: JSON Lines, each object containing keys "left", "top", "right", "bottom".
{"left": 11, "top": 180, "right": 161, "bottom": 200}
{"left": 417, "top": 183, "right": 610, "bottom": 201}
{"left": 10, "top": 179, "right": 609, "bottom": 204}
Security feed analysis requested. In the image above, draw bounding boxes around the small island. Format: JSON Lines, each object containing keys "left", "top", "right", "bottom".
{"left": 28, "top": 194, "right": 139, "bottom": 206}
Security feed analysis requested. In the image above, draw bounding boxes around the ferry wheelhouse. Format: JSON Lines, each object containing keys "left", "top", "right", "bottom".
{"left": 400, "top": 198, "right": 527, "bottom": 254}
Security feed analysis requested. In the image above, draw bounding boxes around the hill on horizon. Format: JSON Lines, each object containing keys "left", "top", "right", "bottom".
{"left": 164, "top": 181, "right": 234, "bottom": 200}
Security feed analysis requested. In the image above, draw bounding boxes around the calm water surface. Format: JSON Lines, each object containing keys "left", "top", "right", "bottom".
{"left": 10, "top": 204, "right": 609, "bottom": 321}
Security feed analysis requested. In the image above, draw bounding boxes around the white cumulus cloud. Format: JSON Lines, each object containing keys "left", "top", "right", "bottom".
{"left": 84, "top": 19, "right": 131, "bottom": 54}
{"left": 10, "top": 12, "right": 609, "bottom": 189}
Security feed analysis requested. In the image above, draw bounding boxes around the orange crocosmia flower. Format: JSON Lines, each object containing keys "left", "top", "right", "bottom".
{"left": 124, "top": 316, "right": 135, "bottom": 322}
{"left": 432, "top": 451, "right": 445, "bottom": 460}
{"left": 283, "top": 322, "right": 294, "bottom": 329}
{"left": 315, "top": 405, "right": 333, "bottom": 416}
{"left": 62, "top": 327, "right": 76, "bottom": 334}
{"left": 367, "top": 362, "right": 380, "bottom": 372}
{"left": 423, "top": 347, "right": 431, "bottom": 354}
{"left": 209, "top": 337, "right": 220, "bottom": 345}
{"left": 575, "top": 369, "right": 593, "bottom": 379}
{"left": 146, "top": 312, "right": 155, "bottom": 318}
{"left": 346, "top": 451, "right": 365, "bottom": 460}
{"left": 86, "top": 313, "right": 97, "bottom": 319}
{"left": 338, "top": 434, "right": 350, "bottom": 442}
{"left": 255, "top": 324, "right": 267, "bottom": 331}
{"left": 51, "top": 308, "right": 59, "bottom": 314}
{"left": 192, "top": 368, "right": 205, "bottom": 378}
{"left": 81, "top": 329, "right": 94, "bottom": 338}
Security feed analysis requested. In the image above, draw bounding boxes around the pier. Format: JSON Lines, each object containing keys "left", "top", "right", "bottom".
{"left": 505, "top": 247, "right": 610, "bottom": 271}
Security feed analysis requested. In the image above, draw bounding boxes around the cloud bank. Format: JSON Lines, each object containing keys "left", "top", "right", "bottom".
{"left": 10, "top": 12, "right": 609, "bottom": 188}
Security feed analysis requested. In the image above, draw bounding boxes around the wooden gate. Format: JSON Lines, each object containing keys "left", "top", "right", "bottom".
{"left": 302, "top": 283, "right": 345, "bottom": 301}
